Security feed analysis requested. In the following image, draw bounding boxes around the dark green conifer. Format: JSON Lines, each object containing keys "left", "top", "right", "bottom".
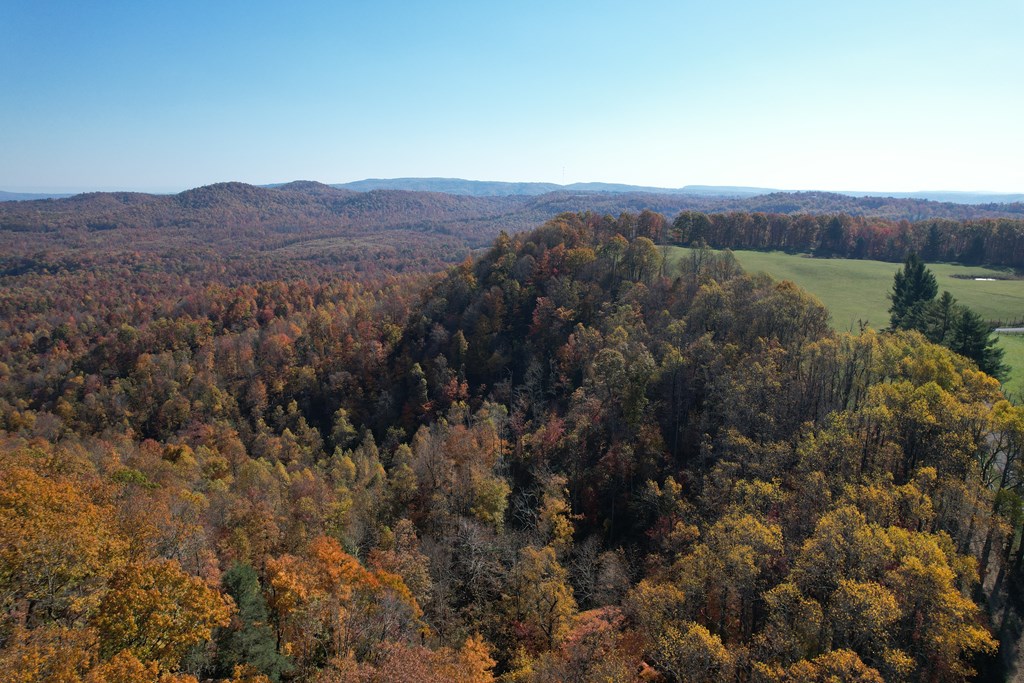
{"left": 888, "top": 253, "right": 938, "bottom": 330}
{"left": 888, "top": 255, "right": 1006, "bottom": 381}
{"left": 215, "top": 563, "right": 291, "bottom": 681}
{"left": 920, "top": 290, "right": 957, "bottom": 344}
{"left": 947, "top": 306, "right": 1008, "bottom": 380}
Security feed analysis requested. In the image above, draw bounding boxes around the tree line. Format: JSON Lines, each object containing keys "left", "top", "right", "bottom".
{"left": 664, "top": 210, "right": 1024, "bottom": 268}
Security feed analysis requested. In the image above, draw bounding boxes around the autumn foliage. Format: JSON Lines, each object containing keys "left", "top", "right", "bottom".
{"left": 0, "top": 210, "right": 1019, "bottom": 681}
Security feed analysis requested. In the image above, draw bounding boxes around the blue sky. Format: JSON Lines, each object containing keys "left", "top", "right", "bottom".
{"left": 2, "top": 0, "right": 1022, "bottom": 193}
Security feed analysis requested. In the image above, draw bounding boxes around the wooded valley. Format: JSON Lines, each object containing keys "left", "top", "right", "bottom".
{"left": 3, "top": 192, "right": 1024, "bottom": 681}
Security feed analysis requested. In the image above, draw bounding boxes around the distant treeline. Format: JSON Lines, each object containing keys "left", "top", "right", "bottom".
{"left": 620, "top": 210, "right": 1024, "bottom": 268}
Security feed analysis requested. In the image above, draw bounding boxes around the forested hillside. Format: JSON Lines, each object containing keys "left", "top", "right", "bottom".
{"left": 5, "top": 185, "right": 1024, "bottom": 283}
{"left": 2, "top": 211, "right": 1024, "bottom": 681}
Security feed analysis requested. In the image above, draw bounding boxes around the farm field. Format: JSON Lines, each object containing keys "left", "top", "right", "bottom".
{"left": 666, "top": 247, "right": 1024, "bottom": 395}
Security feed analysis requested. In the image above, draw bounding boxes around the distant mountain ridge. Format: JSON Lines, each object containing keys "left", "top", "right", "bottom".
{"left": 2, "top": 183, "right": 1023, "bottom": 250}
{"left": 5, "top": 179, "right": 1022, "bottom": 205}
{"left": 332, "top": 178, "right": 776, "bottom": 198}
{"left": 331, "top": 178, "right": 1024, "bottom": 204}
{"left": 333, "top": 178, "right": 563, "bottom": 196}
{"left": 0, "top": 190, "right": 73, "bottom": 202}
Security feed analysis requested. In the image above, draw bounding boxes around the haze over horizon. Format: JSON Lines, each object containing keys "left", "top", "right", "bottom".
{"left": 3, "top": 177, "right": 1024, "bottom": 198}
{"left": 2, "top": 0, "right": 1022, "bottom": 193}
{"left": 6, "top": 178, "right": 1024, "bottom": 198}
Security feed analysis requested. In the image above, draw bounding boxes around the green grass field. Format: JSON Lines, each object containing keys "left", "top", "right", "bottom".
{"left": 665, "top": 247, "right": 1024, "bottom": 396}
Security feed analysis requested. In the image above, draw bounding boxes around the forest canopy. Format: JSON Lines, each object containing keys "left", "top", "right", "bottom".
{"left": 1, "top": 209, "right": 1022, "bottom": 681}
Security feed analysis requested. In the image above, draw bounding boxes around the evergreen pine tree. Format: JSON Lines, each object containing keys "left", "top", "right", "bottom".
{"left": 948, "top": 307, "right": 1009, "bottom": 380}
{"left": 887, "top": 255, "right": 1006, "bottom": 381}
{"left": 888, "top": 253, "right": 938, "bottom": 330}
{"left": 920, "top": 291, "right": 957, "bottom": 344}
{"left": 215, "top": 563, "right": 291, "bottom": 681}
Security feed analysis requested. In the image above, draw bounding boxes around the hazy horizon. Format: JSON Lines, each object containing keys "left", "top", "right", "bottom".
{"left": 3, "top": 177, "right": 1022, "bottom": 198}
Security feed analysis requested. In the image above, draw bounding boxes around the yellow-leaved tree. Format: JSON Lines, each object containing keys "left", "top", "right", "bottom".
{"left": 92, "top": 558, "right": 233, "bottom": 671}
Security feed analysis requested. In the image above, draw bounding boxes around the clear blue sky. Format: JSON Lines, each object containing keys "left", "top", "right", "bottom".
{"left": 2, "top": 0, "right": 1022, "bottom": 193}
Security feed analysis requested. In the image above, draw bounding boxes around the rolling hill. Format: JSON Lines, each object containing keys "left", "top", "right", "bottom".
{"left": 4, "top": 181, "right": 1024, "bottom": 248}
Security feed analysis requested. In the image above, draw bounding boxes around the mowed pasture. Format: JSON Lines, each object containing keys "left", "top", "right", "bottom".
{"left": 665, "top": 247, "right": 1024, "bottom": 395}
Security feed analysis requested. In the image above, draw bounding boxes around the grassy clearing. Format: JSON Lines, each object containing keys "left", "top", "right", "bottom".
{"left": 997, "top": 336, "right": 1024, "bottom": 399}
{"left": 665, "top": 247, "right": 1024, "bottom": 395}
